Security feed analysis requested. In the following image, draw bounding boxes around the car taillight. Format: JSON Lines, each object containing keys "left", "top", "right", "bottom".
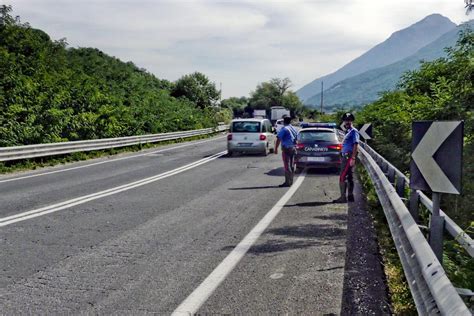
{"left": 227, "top": 134, "right": 232, "bottom": 141}
{"left": 260, "top": 134, "right": 266, "bottom": 141}
{"left": 328, "top": 144, "right": 342, "bottom": 151}
{"left": 296, "top": 143, "right": 305, "bottom": 150}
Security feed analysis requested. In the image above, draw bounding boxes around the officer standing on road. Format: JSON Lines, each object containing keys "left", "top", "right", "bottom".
{"left": 333, "top": 112, "right": 359, "bottom": 203}
{"left": 274, "top": 116, "right": 298, "bottom": 187}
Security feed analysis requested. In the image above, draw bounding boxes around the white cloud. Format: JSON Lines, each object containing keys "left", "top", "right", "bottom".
{"left": 9, "top": 0, "right": 470, "bottom": 97}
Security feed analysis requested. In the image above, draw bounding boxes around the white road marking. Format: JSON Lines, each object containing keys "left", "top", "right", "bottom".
{"left": 172, "top": 170, "right": 308, "bottom": 315}
{"left": 0, "top": 136, "right": 225, "bottom": 184}
{"left": 0, "top": 151, "right": 227, "bottom": 227}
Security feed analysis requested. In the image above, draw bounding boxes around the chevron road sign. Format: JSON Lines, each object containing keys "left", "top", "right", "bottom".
{"left": 340, "top": 122, "right": 346, "bottom": 132}
{"left": 359, "top": 123, "right": 373, "bottom": 140}
{"left": 410, "top": 121, "right": 463, "bottom": 194}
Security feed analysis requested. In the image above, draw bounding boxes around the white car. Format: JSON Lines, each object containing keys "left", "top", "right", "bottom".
{"left": 227, "top": 118, "right": 276, "bottom": 156}
{"left": 275, "top": 119, "right": 284, "bottom": 134}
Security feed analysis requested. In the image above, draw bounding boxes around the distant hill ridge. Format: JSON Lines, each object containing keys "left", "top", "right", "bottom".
{"left": 297, "top": 14, "right": 457, "bottom": 103}
{"left": 305, "top": 20, "right": 474, "bottom": 108}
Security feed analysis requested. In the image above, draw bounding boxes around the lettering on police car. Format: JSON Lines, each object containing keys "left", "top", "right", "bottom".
{"left": 304, "top": 147, "right": 328, "bottom": 152}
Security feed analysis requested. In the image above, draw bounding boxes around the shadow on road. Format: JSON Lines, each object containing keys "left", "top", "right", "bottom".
{"left": 313, "top": 213, "right": 348, "bottom": 221}
{"left": 220, "top": 223, "right": 345, "bottom": 255}
{"left": 221, "top": 240, "right": 321, "bottom": 254}
{"left": 266, "top": 223, "right": 346, "bottom": 239}
{"left": 265, "top": 167, "right": 285, "bottom": 176}
{"left": 284, "top": 201, "right": 332, "bottom": 207}
{"left": 304, "top": 168, "right": 339, "bottom": 177}
{"left": 228, "top": 185, "right": 281, "bottom": 190}
{"left": 248, "top": 240, "right": 321, "bottom": 254}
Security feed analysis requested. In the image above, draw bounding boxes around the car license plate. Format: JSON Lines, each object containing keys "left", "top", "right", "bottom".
{"left": 238, "top": 143, "right": 253, "bottom": 147}
{"left": 307, "top": 157, "right": 325, "bottom": 162}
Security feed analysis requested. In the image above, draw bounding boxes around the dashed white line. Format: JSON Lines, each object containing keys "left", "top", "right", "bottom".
{"left": 0, "top": 151, "right": 227, "bottom": 227}
{"left": 0, "top": 136, "right": 225, "bottom": 184}
{"left": 171, "top": 169, "right": 307, "bottom": 315}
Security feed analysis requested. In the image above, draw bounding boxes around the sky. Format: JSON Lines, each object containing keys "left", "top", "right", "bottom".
{"left": 9, "top": 0, "right": 470, "bottom": 98}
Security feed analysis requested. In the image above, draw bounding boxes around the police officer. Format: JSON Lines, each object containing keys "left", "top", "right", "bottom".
{"left": 274, "top": 116, "right": 298, "bottom": 187}
{"left": 333, "top": 112, "right": 359, "bottom": 203}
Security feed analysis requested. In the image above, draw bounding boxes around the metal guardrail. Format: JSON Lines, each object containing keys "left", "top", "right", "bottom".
{"left": 361, "top": 143, "right": 474, "bottom": 258}
{"left": 0, "top": 125, "right": 229, "bottom": 162}
{"left": 359, "top": 143, "right": 471, "bottom": 315}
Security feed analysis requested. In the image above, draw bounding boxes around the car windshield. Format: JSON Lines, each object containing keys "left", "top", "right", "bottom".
{"left": 232, "top": 122, "right": 261, "bottom": 133}
{"left": 298, "top": 131, "right": 337, "bottom": 142}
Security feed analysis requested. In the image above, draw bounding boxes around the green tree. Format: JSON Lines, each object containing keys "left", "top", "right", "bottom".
{"left": 171, "top": 72, "right": 220, "bottom": 109}
{"left": 248, "top": 77, "right": 303, "bottom": 117}
{"left": 0, "top": 8, "right": 219, "bottom": 146}
{"left": 221, "top": 96, "right": 248, "bottom": 117}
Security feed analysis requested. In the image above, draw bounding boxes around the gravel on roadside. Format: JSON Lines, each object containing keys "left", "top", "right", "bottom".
{"left": 340, "top": 176, "right": 392, "bottom": 315}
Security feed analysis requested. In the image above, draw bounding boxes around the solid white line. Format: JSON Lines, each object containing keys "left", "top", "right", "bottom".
{"left": 171, "top": 169, "right": 308, "bottom": 315}
{"left": 0, "top": 151, "right": 227, "bottom": 227}
{"left": 0, "top": 136, "right": 225, "bottom": 184}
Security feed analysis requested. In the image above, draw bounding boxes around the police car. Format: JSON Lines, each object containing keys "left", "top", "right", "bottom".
{"left": 295, "top": 123, "right": 343, "bottom": 172}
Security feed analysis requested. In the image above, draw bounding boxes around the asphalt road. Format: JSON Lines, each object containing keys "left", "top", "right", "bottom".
{"left": 0, "top": 135, "right": 388, "bottom": 314}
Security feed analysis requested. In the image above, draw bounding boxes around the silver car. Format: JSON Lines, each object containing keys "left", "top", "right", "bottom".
{"left": 227, "top": 118, "right": 276, "bottom": 156}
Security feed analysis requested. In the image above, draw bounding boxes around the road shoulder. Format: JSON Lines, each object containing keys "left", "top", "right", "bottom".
{"left": 340, "top": 176, "right": 391, "bottom": 315}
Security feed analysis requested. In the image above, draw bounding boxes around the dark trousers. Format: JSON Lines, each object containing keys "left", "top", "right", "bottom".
{"left": 282, "top": 147, "right": 296, "bottom": 185}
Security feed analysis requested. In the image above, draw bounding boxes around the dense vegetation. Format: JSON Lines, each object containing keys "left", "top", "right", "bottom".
{"left": 357, "top": 28, "right": 474, "bottom": 291}
{"left": 0, "top": 5, "right": 228, "bottom": 147}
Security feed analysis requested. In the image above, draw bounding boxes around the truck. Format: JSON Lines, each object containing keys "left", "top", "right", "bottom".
{"left": 270, "top": 106, "right": 290, "bottom": 124}
{"left": 252, "top": 109, "right": 267, "bottom": 119}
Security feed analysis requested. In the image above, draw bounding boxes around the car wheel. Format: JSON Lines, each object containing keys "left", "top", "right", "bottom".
{"left": 228, "top": 150, "right": 233, "bottom": 157}
{"left": 295, "top": 167, "right": 303, "bottom": 174}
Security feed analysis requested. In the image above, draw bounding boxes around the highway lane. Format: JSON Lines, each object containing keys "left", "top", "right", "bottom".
{"left": 197, "top": 172, "right": 347, "bottom": 315}
{"left": 0, "top": 137, "right": 348, "bottom": 314}
{"left": 0, "top": 136, "right": 226, "bottom": 218}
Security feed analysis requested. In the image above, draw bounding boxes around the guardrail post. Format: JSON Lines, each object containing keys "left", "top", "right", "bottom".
{"left": 396, "top": 177, "right": 405, "bottom": 198}
{"left": 429, "top": 193, "right": 445, "bottom": 263}
{"left": 387, "top": 168, "right": 395, "bottom": 183}
{"left": 409, "top": 190, "right": 420, "bottom": 223}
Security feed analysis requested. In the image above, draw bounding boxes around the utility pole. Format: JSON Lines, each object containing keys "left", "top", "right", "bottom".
{"left": 320, "top": 81, "right": 324, "bottom": 115}
{"left": 219, "top": 82, "right": 222, "bottom": 104}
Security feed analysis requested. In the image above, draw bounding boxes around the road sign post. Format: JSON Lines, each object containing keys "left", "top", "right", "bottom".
{"left": 429, "top": 192, "right": 444, "bottom": 262}
{"left": 410, "top": 121, "right": 463, "bottom": 263}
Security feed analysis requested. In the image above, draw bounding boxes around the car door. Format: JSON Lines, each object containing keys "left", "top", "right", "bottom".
{"left": 231, "top": 121, "right": 261, "bottom": 144}
{"left": 266, "top": 120, "right": 275, "bottom": 148}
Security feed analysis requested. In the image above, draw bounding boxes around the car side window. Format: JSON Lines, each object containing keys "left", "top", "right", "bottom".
{"left": 261, "top": 122, "right": 267, "bottom": 133}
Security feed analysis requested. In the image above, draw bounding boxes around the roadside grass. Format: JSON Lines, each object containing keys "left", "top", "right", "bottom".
{"left": 0, "top": 133, "right": 221, "bottom": 175}
{"left": 357, "top": 167, "right": 417, "bottom": 314}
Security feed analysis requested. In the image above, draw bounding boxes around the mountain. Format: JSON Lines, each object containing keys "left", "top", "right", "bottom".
{"left": 305, "top": 21, "right": 473, "bottom": 108}
{"left": 297, "top": 14, "right": 456, "bottom": 103}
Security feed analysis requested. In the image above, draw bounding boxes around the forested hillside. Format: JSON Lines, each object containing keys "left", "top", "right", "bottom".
{"left": 357, "top": 28, "right": 473, "bottom": 231}
{"left": 306, "top": 21, "right": 473, "bottom": 109}
{"left": 0, "top": 6, "right": 226, "bottom": 147}
{"left": 297, "top": 14, "right": 456, "bottom": 102}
